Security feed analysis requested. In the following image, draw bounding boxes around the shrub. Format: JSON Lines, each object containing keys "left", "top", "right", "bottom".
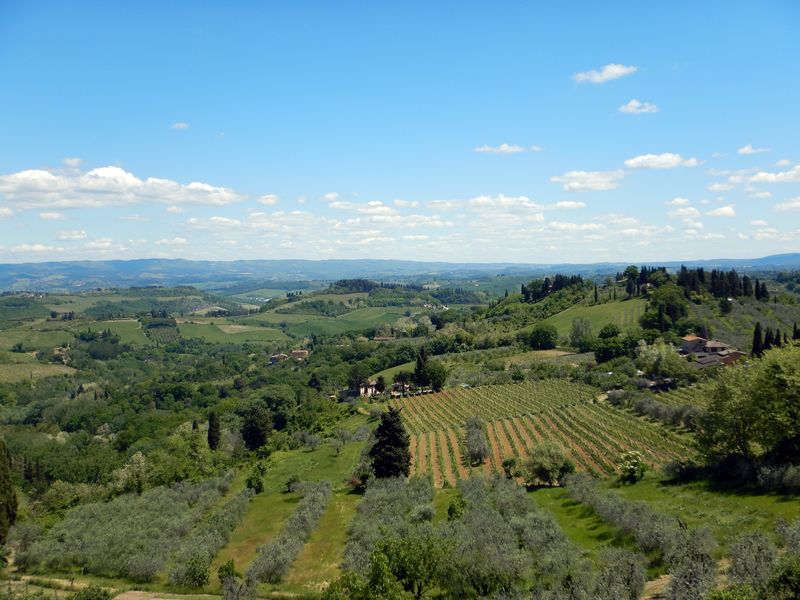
{"left": 464, "top": 417, "right": 489, "bottom": 466}
{"left": 729, "top": 531, "right": 777, "bottom": 591}
{"left": 526, "top": 323, "right": 558, "bottom": 350}
{"left": 617, "top": 450, "right": 647, "bottom": 484}
{"left": 67, "top": 586, "right": 112, "bottom": 600}
{"left": 525, "top": 443, "right": 575, "bottom": 487}
{"left": 595, "top": 548, "right": 646, "bottom": 600}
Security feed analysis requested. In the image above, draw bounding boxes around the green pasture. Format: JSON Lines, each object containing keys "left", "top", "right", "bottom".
{"left": 542, "top": 298, "right": 647, "bottom": 337}
{"left": 177, "top": 322, "right": 289, "bottom": 344}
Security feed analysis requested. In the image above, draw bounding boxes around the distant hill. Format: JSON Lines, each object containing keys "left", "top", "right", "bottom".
{"left": 1, "top": 254, "right": 798, "bottom": 292}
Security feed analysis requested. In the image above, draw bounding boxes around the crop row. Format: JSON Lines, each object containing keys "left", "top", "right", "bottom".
{"left": 649, "top": 384, "right": 713, "bottom": 408}
{"left": 392, "top": 380, "right": 598, "bottom": 435}
{"left": 408, "top": 402, "right": 693, "bottom": 486}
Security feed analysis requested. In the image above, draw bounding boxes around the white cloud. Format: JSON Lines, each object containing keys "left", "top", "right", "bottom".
{"left": 12, "top": 243, "right": 59, "bottom": 253}
{"left": 666, "top": 197, "right": 690, "bottom": 206}
{"left": 56, "top": 229, "right": 87, "bottom": 240}
{"left": 573, "top": 63, "right": 637, "bottom": 84}
{"left": 774, "top": 197, "right": 800, "bottom": 212}
{"left": 0, "top": 165, "right": 244, "bottom": 208}
{"left": 624, "top": 153, "right": 699, "bottom": 169}
{"left": 751, "top": 220, "right": 768, "bottom": 226}
{"left": 166, "top": 205, "right": 185, "bottom": 214}
{"left": 393, "top": 199, "right": 420, "bottom": 208}
{"left": 474, "top": 143, "right": 542, "bottom": 154}
{"left": 668, "top": 207, "right": 701, "bottom": 218}
{"left": 706, "top": 206, "right": 736, "bottom": 217}
{"left": 548, "top": 201, "right": 586, "bottom": 210}
{"left": 707, "top": 182, "right": 734, "bottom": 192}
{"left": 619, "top": 99, "right": 659, "bottom": 114}
{"left": 258, "top": 194, "right": 280, "bottom": 206}
{"left": 750, "top": 191, "right": 772, "bottom": 199}
{"left": 750, "top": 164, "right": 800, "bottom": 183}
{"left": 155, "top": 237, "right": 189, "bottom": 246}
{"left": 775, "top": 159, "right": 792, "bottom": 167}
{"left": 550, "top": 169, "right": 625, "bottom": 191}
{"left": 62, "top": 157, "right": 83, "bottom": 168}
{"left": 170, "top": 122, "right": 190, "bottom": 130}
{"left": 322, "top": 192, "right": 339, "bottom": 202}
{"left": 0, "top": 207, "right": 12, "bottom": 219}
{"left": 737, "top": 144, "right": 770, "bottom": 155}
{"left": 121, "top": 214, "right": 149, "bottom": 222}
{"left": 85, "top": 237, "right": 113, "bottom": 249}
{"left": 39, "top": 211, "right": 66, "bottom": 220}
{"left": 547, "top": 221, "right": 606, "bottom": 232}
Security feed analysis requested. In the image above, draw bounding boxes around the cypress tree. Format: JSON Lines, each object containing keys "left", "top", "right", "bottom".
{"left": 752, "top": 322, "right": 763, "bottom": 357}
{"left": 208, "top": 411, "right": 221, "bottom": 451}
{"left": 0, "top": 438, "right": 18, "bottom": 544}
{"left": 793, "top": 322, "right": 799, "bottom": 341}
{"left": 760, "top": 282, "right": 769, "bottom": 301}
{"left": 755, "top": 279, "right": 762, "bottom": 300}
{"left": 413, "top": 347, "right": 429, "bottom": 387}
{"left": 763, "top": 328, "right": 774, "bottom": 352}
{"left": 369, "top": 407, "right": 410, "bottom": 479}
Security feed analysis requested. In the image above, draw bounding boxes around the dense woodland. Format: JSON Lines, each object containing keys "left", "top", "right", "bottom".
{"left": 0, "top": 267, "right": 798, "bottom": 599}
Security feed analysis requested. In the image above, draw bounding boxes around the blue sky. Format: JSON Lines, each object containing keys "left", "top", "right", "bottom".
{"left": 1, "top": 1, "right": 799, "bottom": 263}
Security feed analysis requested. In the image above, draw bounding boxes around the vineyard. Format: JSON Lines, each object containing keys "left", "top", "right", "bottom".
{"left": 391, "top": 381, "right": 694, "bottom": 486}
{"left": 649, "top": 383, "right": 713, "bottom": 408}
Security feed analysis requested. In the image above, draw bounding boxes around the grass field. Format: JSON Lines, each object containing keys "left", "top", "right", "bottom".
{"left": 0, "top": 362, "right": 75, "bottom": 382}
{"left": 541, "top": 298, "right": 647, "bottom": 337}
{"left": 178, "top": 322, "right": 289, "bottom": 344}
{"left": 95, "top": 319, "right": 154, "bottom": 346}
{"left": 391, "top": 382, "right": 694, "bottom": 486}
{"left": 287, "top": 307, "right": 412, "bottom": 337}
{"left": 0, "top": 323, "right": 74, "bottom": 351}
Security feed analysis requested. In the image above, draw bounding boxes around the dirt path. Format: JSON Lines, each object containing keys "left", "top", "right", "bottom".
{"left": 446, "top": 428, "right": 470, "bottom": 480}
{"left": 428, "top": 432, "right": 443, "bottom": 487}
{"left": 437, "top": 430, "right": 458, "bottom": 487}
{"left": 416, "top": 433, "right": 427, "bottom": 475}
{"left": 485, "top": 421, "right": 504, "bottom": 474}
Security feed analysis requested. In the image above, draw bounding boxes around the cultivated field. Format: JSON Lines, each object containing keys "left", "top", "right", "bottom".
{"left": 391, "top": 381, "right": 693, "bottom": 485}
{"left": 541, "top": 298, "right": 647, "bottom": 336}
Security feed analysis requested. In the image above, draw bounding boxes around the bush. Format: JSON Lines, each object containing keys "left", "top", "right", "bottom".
{"left": 729, "top": 532, "right": 776, "bottom": 592}
{"left": 169, "top": 490, "right": 252, "bottom": 587}
{"left": 525, "top": 443, "right": 575, "bottom": 486}
{"left": 464, "top": 417, "right": 489, "bottom": 466}
{"left": 67, "top": 586, "right": 112, "bottom": 600}
{"left": 617, "top": 450, "right": 647, "bottom": 484}
{"left": 526, "top": 323, "right": 558, "bottom": 350}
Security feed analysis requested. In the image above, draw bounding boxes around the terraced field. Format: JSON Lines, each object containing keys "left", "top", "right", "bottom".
{"left": 391, "top": 381, "right": 693, "bottom": 485}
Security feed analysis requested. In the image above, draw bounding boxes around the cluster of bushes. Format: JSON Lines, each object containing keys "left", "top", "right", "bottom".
{"left": 607, "top": 390, "right": 704, "bottom": 431}
{"left": 247, "top": 480, "right": 332, "bottom": 583}
{"left": 15, "top": 474, "right": 232, "bottom": 582}
{"left": 342, "top": 476, "right": 434, "bottom": 573}
{"left": 169, "top": 489, "right": 253, "bottom": 587}
{"left": 330, "top": 475, "right": 646, "bottom": 599}
{"left": 565, "top": 473, "right": 717, "bottom": 600}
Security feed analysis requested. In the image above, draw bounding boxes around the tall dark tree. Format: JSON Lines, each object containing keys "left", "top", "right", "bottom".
{"left": 241, "top": 405, "right": 273, "bottom": 451}
{"left": 413, "top": 347, "right": 430, "bottom": 388}
{"left": 763, "top": 327, "right": 775, "bottom": 352}
{"left": 208, "top": 411, "right": 221, "bottom": 450}
{"left": 760, "top": 282, "right": 769, "bottom": 301}
{"left": 369, "top": 407, "right": 410, "bottom": 478}
{"left": 793, "top": 322, "right": 800, "bottom": 341}
{"left": 752, "top": 322, "right": 763, "bottom": 357}
{"left": 0, "top": 438, "right": 17, "bottom": 544}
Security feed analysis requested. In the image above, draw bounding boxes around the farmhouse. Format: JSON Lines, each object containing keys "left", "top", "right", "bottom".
{"left": 679, "top": 335, "right": 746, "bottom": 369}
{"left": 291, "top": 349, "right": 309, "bottom": 360}
{"left": 270, "top": 353, "right": 289, "bottom": 364}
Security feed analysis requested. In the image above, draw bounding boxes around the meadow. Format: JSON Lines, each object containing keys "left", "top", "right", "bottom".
{"left": 541, "top": 298, "right": 647, "bottom": 337}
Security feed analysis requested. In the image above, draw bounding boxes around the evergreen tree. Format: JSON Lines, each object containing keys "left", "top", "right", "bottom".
{"left": 369, "top": 407, "right": 410, "bottom": 478}
{"left": 241, "top": 405, "right": 273, "bottom": 451}
{"left": 763, "top": 328, "right": 775, "bottom": 352}
{"left": 793, "top": 322, "right": 799, "bottom": 341}
{"left": 0, "top": 438, "right": 17, "bottom": 544}
{"left": 760, "top": 282, "right": 769, "bottom": 301}
{"left": 752, "top": 322, "right": 763, "bottom": 357}
{"left": 208, "top": 411, "right": 221, "bottom": 450}
{"left": 755, "top": 279, "right": 762, "bottom": 300}
{"left": 413, "top": 347, "right": 429, "bottom": 388}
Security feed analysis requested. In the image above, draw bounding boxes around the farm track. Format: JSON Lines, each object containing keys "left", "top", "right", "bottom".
{"left": 446, "top": 428, "right": 470, "bottom": 480}
{"left": 428, "top": 432, "right": 443, "bottom": 487}
{"left": 438, "top": 430, "right": 458, "bottom": 487}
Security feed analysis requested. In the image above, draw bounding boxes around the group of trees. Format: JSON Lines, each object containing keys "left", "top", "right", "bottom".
{"left": 697, "top": 344, "right": 800, "bottom": 488}
{"left": 751, "top": 321, "right": 799, "bottom": 356}
{"left": 521, "top": 274, "right": 584, "bottom": 303}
